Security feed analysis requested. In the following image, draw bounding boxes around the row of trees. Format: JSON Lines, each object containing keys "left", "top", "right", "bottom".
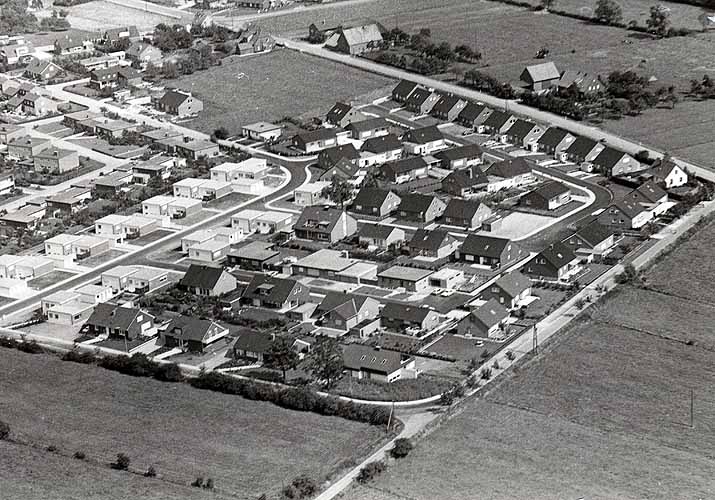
{"left": 462, "top": 69, "right": 516, "bottom": 100}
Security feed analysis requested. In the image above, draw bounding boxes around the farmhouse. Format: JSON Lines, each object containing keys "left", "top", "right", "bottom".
{"left": 157, "top": 90, "right": 203, "bottom": 117}
{"left": 179, "top": 264, "right": 237, "bottom": 297}
{"left": 241, "top": 274, "right": 309, "bottom": 310}
{"left": 343, "top": 344, "right": 415, "bottom": 383}
{"left": 294, "top": 206, "right": 357, "bottom": 243}
{"left": 349, "top": 187, "right": 401, "bottom": 218}
{"left": 357, "top": 223, "right": 405, "bottom": 249}
{"left": 397, "top": 193, "right": 446, "bottom": 223}
{"left": 457, "top": 299, "right": 509, "bottom": 338}
{"left": 523, "top": 242, "right": 580, "bottom": 281}
{"left": 402, "top": 125, "right": 446, "bottom": 155}
{"left": 162, "top": 316, "right": 229, "bottom": 353}
{"left": 520, "top": 61, "right": 560, "bottom": 91}
{"left": 441, "top": 165, "right": 489, "bottom": 197}
{"left": 442, "top": 198, "right": 492, "bottom": 229}
{"left": 479, "top": 270, "right": 531, "bottom": 309}
{"left": 456, "top": 235, "right": 525, "bottom": 268}
{"left": 380, "top": 302, "right": 441, "bottom": 333}
{"left": 408, "top": 229, "right": 460, "bottom": 259}
{"left": 377, "top": 265, "right": 433, "bottom": 292}
{"left": 520, "top": 181, "right": 571, "bottom": 210}
{"left": 333, "top": 24, "right": 383, "bottom": 55}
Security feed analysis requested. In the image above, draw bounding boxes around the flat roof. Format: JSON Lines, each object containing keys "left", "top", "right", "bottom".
{"left": 0, "top": 254, "right": 24, "bottom": 266}
{"left": 128, "top": 266, "right": 168, "bottom": 281}
{"left": 174, "top": 177, "right": 207, "bottom": 188}
{"left": 199, "top": 179, "right": 231, "bottom": 189}
{"left": 177, "top": 139, "right": 217, "bottom": 152}
{"left": 192, "top": 239, "right": 229, "bottom": 252}
{"left": 430, "top": 268, "right": 464, "bottom": 280}
{"left": 46, "top": 233, "right": 82, "bottom": 245}
{"left": 93, "top": 118, "right": 136, "bottom": 131}
{"left": 336, "top": 261, "right": 377, "bottom": 279}
{"left": 296, "top": 181, "right": 330, "bottom": 194}
{"left": 169, "top": 197, "right": 202, "bottom": 208}
{"left": 259, "top": 211, "right": 292, "bottom": 223}
{"left": 235, "top": 158, "right": 268, "bottom": 173}
{"left": 123, "top": 214, "right": 157, "bottom": 227}
{"left": 232, "top": 209, "right": 264, "bottom": 220}
{"left": 243, "top": 121, "right": 281, "bottom": 133}
{"left": 102, "top": 265, "right": 137, "bottom": 278}
{"left": 74, "top": 235, "right": 107, "bottom": 247}
{"left": 96, "top": 214, "right": 129, "bottom": 226}
{"left": 143, "top": 195, "right": 175, "bottom": 206}
{"left": 295, "top": 249, "right": 354, "bottom": 272}
{"left": 52, "top": 302, "right": 94, "bottom": 315}
{"left": 42, "top": 290, "right": 80, "bottom": 303}
{"left": 17, "top": 255, "right": 52, "bottom": 268}
{"left": 184, "top": 229, "right": 215, "bottom": 242}
{"left": 141, "top": 128, "right": 182, "bottom": 140}
{"left": 378, "top": 265, "right": 434, "bottom": 282}
{"left": 76, "top": 284, "right": 109, "bottom": 295}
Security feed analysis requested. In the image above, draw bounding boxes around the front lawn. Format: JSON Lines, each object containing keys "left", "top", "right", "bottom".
{"left": 330, "top": 374, "right": 453, "bottom": 402}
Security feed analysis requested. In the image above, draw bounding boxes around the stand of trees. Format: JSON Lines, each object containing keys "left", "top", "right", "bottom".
{"left": 462, "top": 69, "right": 515, "bottom": 99}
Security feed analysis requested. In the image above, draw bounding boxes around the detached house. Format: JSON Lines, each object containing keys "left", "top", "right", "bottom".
{"left": 126, "top": 42, "right": 163, "bottom": 68}
{"left": 520, "top": 181, "right": 571, "bottom": 210}
{"left": 408, "top": 229, "right": 460, "bottom": 259}
{"left": 485, "top": 157, "right": 535, "bottom": 192}
{"left": 404, "top": 87, "right": 441, "bottom": 115}
{"left": 649, "top": 160, "right": 688, "bottom": 188}
{"left": 294, "top": 206, "right": 358, "bottom": 243}
{"left": 479, "top": 271, "right": 531, "bottom": 309}
{"left": 241, "top": 274, "right": 309, "bottom": 310}
{"left": 357, "top": 224, "right": 405, "bottom": 249}
{"left": 591, "top": 147, "right": 644, "bottom": 177}
{"left": 456, "top": 235, "right": 525, "bottom": 269}
{"left": 381, "top": 156, "right": 429, "bottom": 184}
{"left": 380, "top": 302, "right": 441, "bottom": 333}
{"left": 325, "top": 101, "right": 364, "bottom": 127}
{"left": 430, "top": 94, "right": 467, "bottom": 121}
{"left": 232, "top": 330, "right": 274, "bottom": 362}
{"left": 360, "top": 134, "right": 403, "bottom": 165}
{"left": 343, "top": 344, "right": 415, "bottom": 383}
{"left": 349, "top": 187, "right": 401, "bottom": 219}
{"left": 597, "top": 197, "right": 651, "bottom": 230}
{"left": 402, "top": 125, "right": 445, "bottom": 155}
{"left": 392, "top": 79, "right": 419, "bottom": 103}
{"left": 442, "top": 198, "right": 492, "bottom": 229}
{"left": 317, "top": 143, "right": 360, "bottom": 170}
{"left": 523, "top": 242, "right": 580, "bottom": 281}
{"left": 346, "top": 117, "right": 389, "bottom": 140}
{"left": 535, "top": 127, "right": 576, "bottom": 159}
{"left": 179, "top": 264, "right": 237, "bottom": 297}
{"left": 84, "top": 303, "right": 155, "bottom": 340}
{"left": 24, "top": 58, "right": 62, "bottom": 81}
{"left": 334, "top": 24, "right": 383, "bottom": 55}
{"left": 162, "top": 316, "right": 229, "bottom": 353}
{"left": 562, "top": 221, "right": 616, "bottom": 261}
{"left": 292, "top": 128, "right": 348, "bottom": 153}
{"left": 313, "top": 292, "right": 379, "bottom": 332}
{"left": 456, "top": 299, "right": 509, "bottom": 339}
{"left": 520, "top": 61, "right": 560, "bottom": 91}
{"left": 441, "top": 165, "right": 489, "bottom": 197}
{"left": 434, "top": 144, "right": 483, "bottom": 170}
{"left": 397, "top": 193, "right": 446, "bottom": 223}
{"left": 157, "top": 90, "right": 203, "bottom": 117}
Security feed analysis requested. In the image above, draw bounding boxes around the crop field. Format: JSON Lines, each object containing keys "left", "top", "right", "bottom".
{"left": 172, "top": 49, "right": 393, "bottom": 134}
{"left": 0, "top": 348, "right": 386, "bottom": 499}
{"left": 64, "top": 1, "right": 191, "bottom": 31}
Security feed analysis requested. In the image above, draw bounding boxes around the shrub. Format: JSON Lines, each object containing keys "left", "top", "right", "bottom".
{"left": 290, "top": 475, "right": 316, "bottom": 498}
{"left": 440, "top": 390, "right": 454, "bottom": 406}
{"left": 390, "top": 438, "right": 413, "bottom": 459}
{"left": 356, "top": 460, "right": 387, "bottom": 484}
{"left": 145, "top": 466, "right": 157, "bottom": 477}
{"left": 191, "top": 477, "right": 204, "bottom": 488}
{"left": 204, "top": 478, "right": 214, "bottom": 490}
{"left": 492, "top": 360, "right": 500, "bottom": 370}
{"left": 73, "top": 451, "right": 86, "bottom": 460}
{"left": 453, "top": 384, "right": 466, "bottom": 398}
{"left": 0, "top": 336, "right": 19, "bottom": 349}
{"left": 282, "top": 485, "right": 296, "bottom": 499}
{"left": 112, "top": 453, "right": 130, "bottom": 471}
{"left": 465, "top": 375, "right": 479, "bottom": 388}
{"left": 47, "top": 445, "right": 58, "bottom": 453}
{"left": 154, "top": 363, "right": 183, "bottom": 382}
{"left": 480, "top": 368, "right": 492, "bottom": 380}
{"left": 0, "top": 421, "right": 9, "bottom": 440}
{"left": 505, "top": 350, "right": 516, "bottom": 361}
{"left": 18, "top": 340, "right": 42, "bottom": 354}
{"left": 62, "top": 349, "right": 96, "bottom": 364}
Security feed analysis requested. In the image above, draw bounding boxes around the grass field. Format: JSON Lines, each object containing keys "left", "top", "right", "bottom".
{"left": 172, "top": 49, "right": 393, "bottom": 134}
{"left": 64, "top": 0, "right": 190, "bottom": 31}
{"left": 0, "top": 348, "right": 386, "bottom": 499}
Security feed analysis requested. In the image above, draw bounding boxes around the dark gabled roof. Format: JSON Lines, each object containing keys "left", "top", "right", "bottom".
{"left": 295, "top": 127, "right": 341, "bottom": 144}
{"left": 593, "top": 147, "right": 635, "bottom": 171}
{"left": 443, "top": 198, "right": 487, "bottom": 221}
{"left": 409, "top": 229, "right": 452, "bottom": 251}
{"left": 165, "top": 316, "right": 223, "bottom": 342}
{"left": 650, "top": 159, "right": 680, "bottom": 179}
{"left": 460, "top": 234, "right": 512, "bottom": 258}
{"left": 318, "top": 143, "right": 360, "bottom": 164}
{"left": 362, "top": 133, "right": 402, "bottom": 153}
{"left": 506, "top": 119, "right": 538, "bottom": 141}
{"left": 159, "top": 89, "right": 191, "bottom": 108}
{"left": 180, "top": 264, "right": 228, "bottom": 290}
{"left": 398, "top": 193, "right": 437, "bottom": 213}
{"left": 482, "top": 110, "right": 512, "bottom": 129}
{"left": 457, "top": 102, "right": 487, "bottom": 122}
{"left": 634, "top": 180, "right": 667, "bottom": 204}
{"left": 403, "top": 125, "right": 443, "bottom": 144}
{"left": 392, "top": 79, "right": 419, "bottom": 97}
{"left": 343, "top": 344, "right": 405, "bottom": 375}
{"left": 565, "top": 136, "right": 598, "bottom": 157}
{"left": 536, "top": 127, "right": 571, "bottom": 148}
{"left": 522, "top": 62, "right": 560, "bottom": 82}
{"left": 382, "top": 156, "right": 427, "bottom": 177}
{"left": 346, "top": 117, "right": 388, "bottom": 133}
{"left": 326, "top": 102, "right": 352, "bottom": 123}
{"left": 442, "top": 166, "right": 489, "bottom": 190}
{"left": 491, "top": 271, "right": 531, "bottom": 299}
{"left": 314, "top": 292, "right": 371, "bottom": 320}
{"left": 434, "top": 144, "right": 482, "bottom": 162}
{"left": 358, "top": 223, "right": 399, "bottom": 240}
{"left": 86, "top": 303, "right": 152, "bottom": 331}
{"left": 90, "top": 66, "right": 119, "bottom": 80}
{"left": 431, "top": 94, "right": 462, "bottom": 115}
{"left": 381, "top": 302, "right": 433, "bottom": 323}
{"left": 232, "top": 329, "right": 273, "bottom": 355}
{"left": 405, "top": 87, "right": 434, "bottom": 107}
{"left": 295, "top": 206, "right": 346, "bottom": 234}
{"left": 351, "top": 187, "right": 394, "bottom": 208}
{"left": 242, "top": 274, "right": 300, "bottom": 304}
{"left": 486, "top": 157, "right": 531, "bottom": 178}
{"left": 573, "top": 221, "right": 614, "bottom": 247}
{"left": 610, "top": 197, "right": 646, "bottom": 219}
{"left": 117, "top": 66, "right": 140, "bottom": 80}
{"left": 537, "top": 242, "right": 577, "bottom": 269}
{"left": 470, "top": 298, "right": 509, "bottom": 330}
{"left": 528, "top": 181, "right": 570, "bottom": 201}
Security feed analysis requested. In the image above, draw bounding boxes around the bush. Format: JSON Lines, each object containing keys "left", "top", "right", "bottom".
{"left": 191, "top": 477, "right": 204, "bottom": 488}
{"left": 439, "top": 391, "right": 454, "bottom": 406}
{"left": 390, "top": 438, "right": 413, "bottom": 459}
{"left": 154, "top": 363, "right": 183, "bottom": 382}
{"left": 492, "top": 360, "right": 500, "bottom": 370}
{"left": 0, "top": 421, "right": 9, "bottom": 440}
{"left": 112, "top": 453, "right": 130, "bottom": 471}
{"left": 145, "top": 466, "right": 157, "bottom": 477}
{"left": 356, "top": 460, "right": 387, "bottom": 484}
{"left": 480, "top": 368, "right": 492, "bottom": 380}
{"left": 290, "top": 475, "right": 316, "bottom": 498}
{"left": 282, "top": 485, "right": 296, "bottom": 499}
{"left": 465, "top": 375, "right": 479, "bottom": 388}
{"left": 204, "top": 478, "right": 214, "bottom": 490}
{"left": 505, "top": 350, "right": 516, "bottom": 361}
{"left": 47, "top": 445, "right": 58, "bottom": 453}
{"left": 99, "top": 353, "right": 158, "bottom": 378}
{"left": 62, "top": 349, "right": 96, "bottom": 364}
{"left": 73, "top": 451, "right": 86, "bottom": 460}
{"left": 18, "top": 340, "right": 42, "bottom": 354}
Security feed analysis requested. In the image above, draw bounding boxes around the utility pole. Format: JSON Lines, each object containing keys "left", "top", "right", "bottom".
{"left": 386, "top": 401, "right": 394, "bottom": 433}
{"left": 532, "top": 325, "right": 538, "bottom": 355}
{"left": 690, "top": 388, "right": 694, "bottom": 429}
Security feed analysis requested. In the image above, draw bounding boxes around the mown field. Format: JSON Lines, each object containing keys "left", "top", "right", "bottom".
{"left": 0, "top": 348, "right": 386, "bottom": 499}
{"left": 173, "top": 49, "right": 393, "bottom": 134}
{"left": 64, "top": 0, "right": 191, "bottom": 31}
{"left": 341, "top": 219, "right": 715, "bottom": 500}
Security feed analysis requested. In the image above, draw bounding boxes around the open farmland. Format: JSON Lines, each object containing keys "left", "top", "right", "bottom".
{"left": 0, "top": 348, "right": 386, "bottom": 499}
{"left": 171, "top": 49, "right": 393, "bottom": 134}
{"left": 63, "top": 0, "right": 191, "bottom": 31}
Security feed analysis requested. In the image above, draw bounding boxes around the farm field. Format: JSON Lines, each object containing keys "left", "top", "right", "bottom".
{"left": 0, "top": 348, "right": 386, "bottom": 499}
{"left": 172, "top": 49, "right": 393, "bottom": 134}
{"left": 63, "top": 0, "right": 191, "bottom": 31}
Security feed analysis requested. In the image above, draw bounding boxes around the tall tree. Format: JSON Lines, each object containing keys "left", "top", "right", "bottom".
{"left": 595, "top": 0, "right": 623, "bottom": 25}
{"left": 308, "top": 337, "right": 343, "bottom": 388}
{"left": 321, "top": 176, "right": 352, "bottom": 209}
{"left": 266, "top": 336, "right": 299, "bottom": 382}
{"left": 646, "top": 4, "right": 671, "bottom": 37}
{"left": 541, "top": 0, "right": 555, "bottom": 9}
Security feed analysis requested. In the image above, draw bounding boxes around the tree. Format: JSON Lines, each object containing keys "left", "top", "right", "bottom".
{"left": 266, "top": 336, "right": 299, "bottom": 382}
{"left": 213, "top": 127, "right": 230, "bottom": 141}
{"left": 112, "top": 453, "right": 130, "bottom": 470}
{"left": 0, "top": 420, "right": 9, "bottom": 440}
{"left": 541, "top": 0, "right": 555, "bottom": 9}
{"left": 390, "top": 438, "right": 413, "bottom": 459}
{"left": 646, "top": 5, "right": 671, "bottom": 37}
{"left": 321, "top": 177, "right": 352, "bottom": 209}
{"left": 308, "top": 337, "right": 343, "bottom": 388}
{"left": 594, "top": 0, "right": 623, "bottom": 25}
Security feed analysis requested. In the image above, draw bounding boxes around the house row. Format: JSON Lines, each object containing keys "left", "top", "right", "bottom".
{"left": 173, "top": 177, "right": 232, "bottom": 201}
{"left": 45, "top": 233, "right": 113, "bottom": 263}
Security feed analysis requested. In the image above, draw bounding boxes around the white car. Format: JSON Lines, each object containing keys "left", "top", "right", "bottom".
{"left": 441, "top": 289, "right": 455, "bottom": 297}
{"left": 431, "top": 288, "right": 444, "bottom": 296}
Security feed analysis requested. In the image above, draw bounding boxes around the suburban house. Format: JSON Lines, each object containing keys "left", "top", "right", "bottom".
{"left": 179, "top": 264, "right": 237, "bottom": 296}
{"left": 101, "top": 266, "right": 138, "bottom": 293}
{"left": 294, "top": 181, "right": 331, "bottom": 206}
{"left": 325, "top": 101, "right": 365, "bottom": 127}
{"left": 397, "top": 193, "right": 447, "bottom": 223}
{"left": 520, "top": 61, "right": 561, "bottom": 91}
{"left": 377, "top": 265, "right": 433, "bottom": 292}
{"left": 434, "top": 144, "right": 483, "bottom": 170}
{"left": 126, "top": 42, "right": 163, "bottom": 68}
{"left": 313, "top": 292, "right": 380, "bottom": 332}
{"left": 188, "top": 239, "right": 230, "bottom": 263}
{"left": 504, "top": 119, "right": 544, "bottom": 150}
{"left": 630, "top": 180, "right": 669, "bottom": 209}
{"left": 442, "top": 198, "right": 492, "bottom": 229}
{"left": 402, "top": 125, "right": 446, "bottom": 155}
{"left": 484, "top": 157, "right": 535, "bottom": 192}
{"left": 478, "top": 110, "right": 517, "bottom": 135}
{"left": 54, "top": 34, "right": 94, "bottom": 56}
{"left": 562, "top": 221, "right": 616, "bottom": 261}
{"left": 404, "top": 87, "right": 441, "bottom": 115}
{"left": 360, "top": 134, "right": 403, "bottom": 165}
{"left": 649, "top": 160, "right": 688, "bottom": 188}
{"left": 441, "top": 165, "right": 489, "bottom": 197}
{"left": 430, "top": 94, "right": 467, "bottom": 121}
{"left": 520, "top": 181, "right": 572, "bottom": 210}
{"left": 343, "top": 344, "right": 416, "bottom": 383}
{"left": 241, "top": 121, "right": 283, "bottom": 142}
{"left": 7, "top": 135, "right": 50, "bottom": 159}
{"left": 157, "top": 90, "right": 203, "bottom": 117}
{"left": 0, "top": 123, "right": 25, "bottom": 144}
{"left": 479, "top": 271, "right": 531, "bottom": 309}
{"left": 162, "top": 316, "right": 229, "bottom": 353}
{"left": 211, "top": 158, "right": 269, "bottom": 182}
{"left": 0, "top": 40, "right": 33, "bottom": 65}
{"left": 457, "top": 102, "right": 492, "bottom": 128}
{"left": 564, "top": 136, "right": 603, "bottom": 164}
{"left": 171, "top": 139, "right": 220, "bottom": 160}
{"left": 294, "top": 206, "right": 358, "bottom": 243}
{"left": 345, "top": 117, "right": 389, "bottom": 140}
{"left": 455, "top": 234, "right": 525, "bottom": 268}
{"left": 231, "top": 209, "right": 293, "bottom": 234}
{"left": 523, "top": 242, "right": 580, "bottom": 281}
{"left": 291, "top": 249, "right": 378, "bottom": 285}
{"left": 226, "top": 241, "right": 280, "bottom": 271}
{"left": 0, "top": 173, "right": 15, "bottom": 195}
{"left": 357, "top": 223, "right": 405, "bottom": 249}
{"left": 591, "top": 147, "right": 644, "bottom": 177}
{"left": 232, "top": 330, "right": 274, "bottom": 362}
{"left": 133, "top": 156, "right": 179, "bottom": 181}
{"left": 333, "top": 24, "right": 383, "bottom": 55}
{"left": 94, "top": 170, "right": 134, "bottom": 197}
{"left": 20, "top": 93, "right": 58, "bottom": 116}
{"left": 381, "top": 156, "right": 430, "bottom": 184}
{"left": 349, "top": 187, "right": 401, "bottom": 219}
{"left": 318, "top": 156, "right": 362, "bottom": 183}
{"left": 557, "top": 71, "right": 604, "bottom": 95}
{"left": 457, "top": 299, "right": 509, "bottom": 338}
{"left": 24, "top": 58, "right": 62, "bottom": 81}
{"left": 597, "top": 197, "right": 651, "bottom": 230}
{"left": 125, "top": 267, "right": 169, "bottom": 294}
{"left": 33, "top": 147, "right": 79, "bottom": 174}
{"left": 241, "top": 274, "right": 309, "bottom": 310}
{"left": 408, "top": 229, "right": 460, "bottom": 259}
{"left": 83, "top": 303, "right": 155, "bottom": 340}
{"left": 317, "top": 143, "right": 360, "bottom": 170}
{"left": 535, "top": 127, "right": 576, "bottom": 158}
{"left": 45, "top": 186, "right": 92, "bottom": 215}
{"left": 380, "top": 302, "right": 441, "bottom": 333}
{"left": 391, "top": 79, "right": 420, "bottom": 102}
{"left": 292, "top": 128, "right": 348, "bottom": 153}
